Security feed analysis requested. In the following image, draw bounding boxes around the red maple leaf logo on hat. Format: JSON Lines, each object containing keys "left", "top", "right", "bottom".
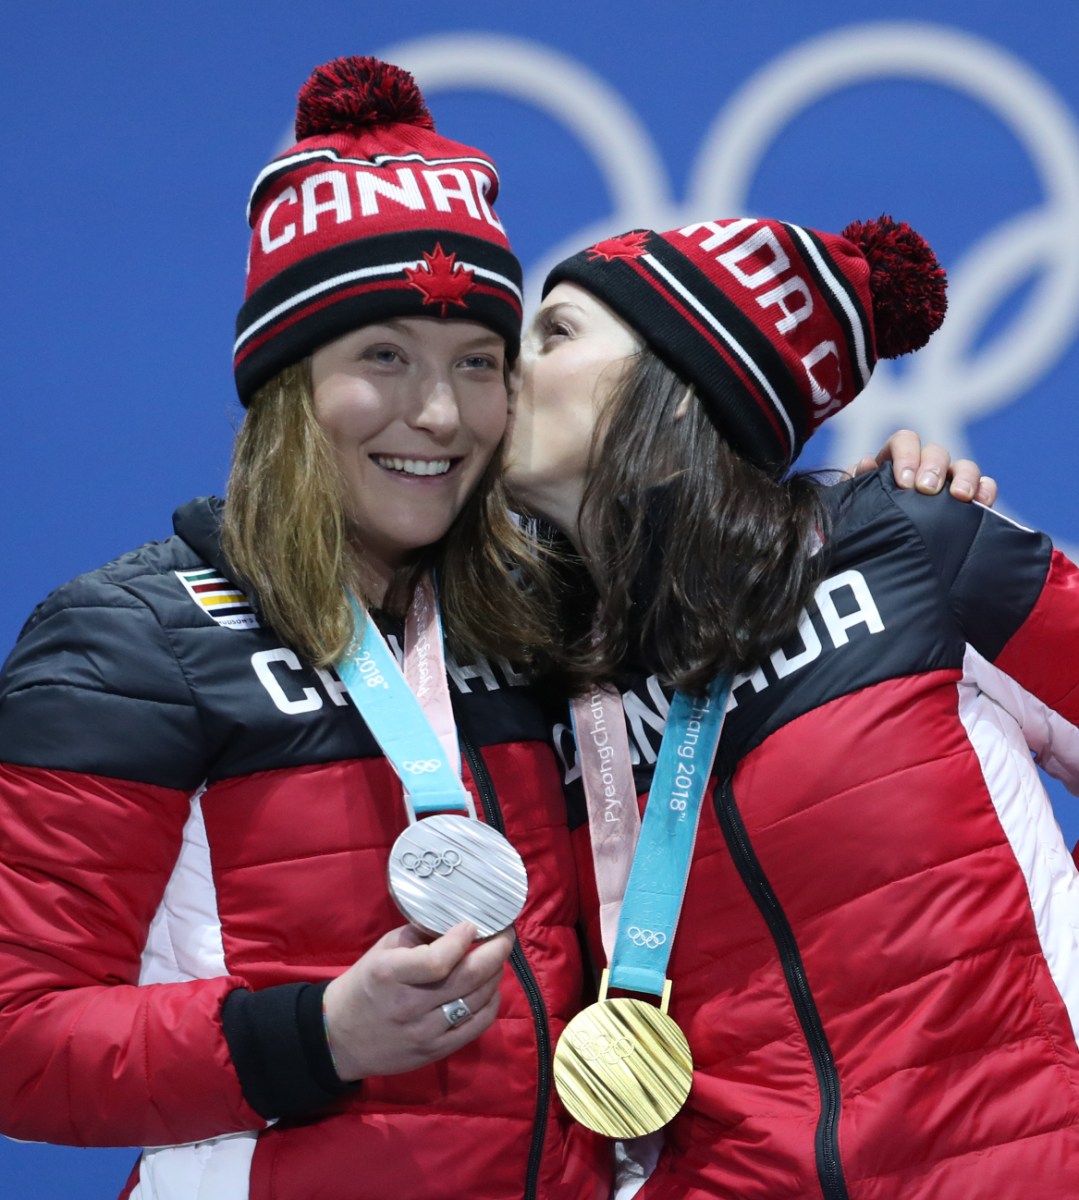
{"left": 586, "top": 230, "right": 651, "bottom": 262}
{"left": 404, "top": 244, "right": 477, "bottom": 315}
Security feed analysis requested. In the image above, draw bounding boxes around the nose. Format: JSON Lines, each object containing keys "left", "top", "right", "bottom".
{"left": 410, "top": 374, "right": 461, "bottom": 440}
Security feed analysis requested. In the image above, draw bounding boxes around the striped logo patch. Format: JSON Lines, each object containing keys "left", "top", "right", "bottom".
{"left": 176, "top": 568, "right": 259, "bottom": 630}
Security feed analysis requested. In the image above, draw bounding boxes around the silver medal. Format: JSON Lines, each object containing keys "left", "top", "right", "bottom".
{"left": 388, "top": 813, "right": 528, "bottom": 939}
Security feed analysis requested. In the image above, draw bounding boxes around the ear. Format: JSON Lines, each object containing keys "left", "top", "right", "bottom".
{"left": 674, "top": 383, "right": 695, "bottom": 420}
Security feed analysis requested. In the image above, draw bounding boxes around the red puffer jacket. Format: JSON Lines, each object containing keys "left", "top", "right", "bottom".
{"left": 0, "top": 497, "right": 607, "bottom": 1200}
{"left": 561, "top": 472, "right": 1079, "bottom": 1199}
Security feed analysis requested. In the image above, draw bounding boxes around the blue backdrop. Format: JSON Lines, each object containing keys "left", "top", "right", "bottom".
{"left": 4, "top": 2, "right": 1078, "bottom": 1193}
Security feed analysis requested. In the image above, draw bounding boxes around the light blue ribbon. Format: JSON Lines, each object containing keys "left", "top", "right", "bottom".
{"left": 335, "top": 594, "right": 470, "bottom": 817}
{"left": 607, "top": 673, "right": 732, "bottom": 998}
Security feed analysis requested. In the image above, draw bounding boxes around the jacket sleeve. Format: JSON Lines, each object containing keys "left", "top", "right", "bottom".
{"left": 991, "top": 545, "right": 1079, "bottom": 788}
{"left": 0, "top": 577, "right": 266, "bottom": 1147}
{"left": 889, "top": 485, "right": 1079, "bottom": 794}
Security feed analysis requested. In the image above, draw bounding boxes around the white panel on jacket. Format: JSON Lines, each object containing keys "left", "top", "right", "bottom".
{"left": 959, "top": 646, "right": 1079, "bottom": 1045}
{"left": 140, "top": 786, "right": 227, "bottom": 984}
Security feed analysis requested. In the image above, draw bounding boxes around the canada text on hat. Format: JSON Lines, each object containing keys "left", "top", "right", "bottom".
{"left": 544, "top": 214, "right": 946, "bottom": 475}
{"left": 234, "top": 56, "right": 524, "bottom": 404}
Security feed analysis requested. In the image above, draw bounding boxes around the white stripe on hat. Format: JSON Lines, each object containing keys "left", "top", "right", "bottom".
{"left": 786, "top": 225, "right": 872, "bottom": 388}
{"left": 234, "top": 259, "right": 523, "bottom": 355}
{"left": 642, "top": 253, "right": 798, "bottom": 453}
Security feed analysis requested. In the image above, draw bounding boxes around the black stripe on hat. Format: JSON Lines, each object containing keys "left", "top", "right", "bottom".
{"left": 546, "top": 236, "right": 804, "bottom": 473}
{"left": 236, "top": 228, "right": 521, "bottom": 349}
{"left": 234, "top": 230, "right": 522, "bottom": 403}
{"left": 783, "top": 224, "right": 875, "bottom": 387}
{"left": 643, "top": 237, "right": 808, "bottom": 452}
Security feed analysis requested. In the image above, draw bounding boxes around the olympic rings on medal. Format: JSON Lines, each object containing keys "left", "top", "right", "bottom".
{"left": 401, "top": 759, "right": 442, "bottom": 774}
{"left": 569, "top": 1028, "right": 635, "bottom": 1066}
{"left": 627, "top": 926, "right": 667, "bottom": 950}
{"left": 401, "top": 848, "right": 462, "bottom": 878}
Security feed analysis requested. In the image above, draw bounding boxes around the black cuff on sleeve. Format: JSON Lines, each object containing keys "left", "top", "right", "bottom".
{"left": 222, "top": 981, "right": 357, "bottom": 1121}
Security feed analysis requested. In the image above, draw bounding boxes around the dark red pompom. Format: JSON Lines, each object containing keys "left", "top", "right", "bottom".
{"left": 295, "top": 55, "right": 434, "bottom": 141}
{"left": 841, "top": 215, "right": 947, "bottom": 359}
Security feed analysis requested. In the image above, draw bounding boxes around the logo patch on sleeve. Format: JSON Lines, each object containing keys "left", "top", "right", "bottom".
{"left": 176, "top": 568, "right": 259, "bottom": 629}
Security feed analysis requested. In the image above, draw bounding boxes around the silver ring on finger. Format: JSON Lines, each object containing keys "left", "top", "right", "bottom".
{"left": 441, "top": 998, "right": 473, "bottom": 1029}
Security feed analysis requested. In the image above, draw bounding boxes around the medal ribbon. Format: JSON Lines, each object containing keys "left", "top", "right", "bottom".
{"left": 573, "top": 673, "right": 732, "bottom": 999}
{"left": 336, "top": 576, "right": 472, "bottom": 818}
{"left": 569, "top": 687, "right": 642, "bottom": 958}
{"left": 402, "top": 573, "right": 461, "bottom": 777}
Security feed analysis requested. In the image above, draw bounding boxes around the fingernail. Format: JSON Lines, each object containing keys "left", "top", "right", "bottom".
{"left": 953, "top": 480, "right": 974, "bottom": 499}
{"left": 899, "top": 468, "right": 916, "bottom": 487}
{"left": 917, "top": 469, "right": 941, "bottom": 491}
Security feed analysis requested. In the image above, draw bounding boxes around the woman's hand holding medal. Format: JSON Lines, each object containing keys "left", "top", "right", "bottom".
{"left": 322, "top": 921, "right": 516, "bottom": 1082}
{"left": 327, "top": 586, "right": 528, "bottom": 1082}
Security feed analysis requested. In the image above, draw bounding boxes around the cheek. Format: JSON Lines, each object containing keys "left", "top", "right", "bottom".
{"left": 545, "top": 356, "right": 603, "bottom": 424}
{"left": 521, "top": 361, "right": 561, "bottom": 428}
{"left": 566, "top": 387, "right": 602, "bottom": 447}
{"left": 472, "top": 389, "right": 510, "bottom": 448}
{"left": 312, "top": 392, "right": 346, "bottom": 446}
{"left": 521, "top": 354, "right": 601, "bottom": 447}
{"left": 313, "top": 379, "right": 387, "bottom": 445}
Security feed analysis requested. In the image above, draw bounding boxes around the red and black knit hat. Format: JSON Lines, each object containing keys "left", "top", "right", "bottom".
{"left": 234, "top": 56, "right": 524, "bottom": 404}
{"left": 544, "top": 216, "right": 946, "bottom": 475}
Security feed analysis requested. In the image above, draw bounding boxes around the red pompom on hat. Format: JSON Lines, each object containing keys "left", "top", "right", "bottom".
{"left": 841, "top": 215, "right": 947, "bottom": 359}
{"left": 294, "top": 56, "right": 434, "bottom": 139}
{"left": 234, "top": 55, "right": 523, "bottom": 405}
{"left": 545, "top": 213, "right": 948, "bottom": 475}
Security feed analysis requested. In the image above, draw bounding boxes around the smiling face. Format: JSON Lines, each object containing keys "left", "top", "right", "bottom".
{"left": 311, "top": 317, "right": 509, "bottom": 592}
{"left": 505, "top": 282, "right": 641, "bottom": 537}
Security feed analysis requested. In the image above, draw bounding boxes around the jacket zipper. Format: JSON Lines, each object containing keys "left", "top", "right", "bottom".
{"left": 714, "top": 776, "right": 849, "bottom": 1200}
{"left": 461, "top": 731, "right": 549, "bottom": 1200}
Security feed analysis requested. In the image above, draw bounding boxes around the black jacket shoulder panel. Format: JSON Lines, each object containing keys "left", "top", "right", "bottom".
{"left": 876, "top": 472, "right": 1052, "bottom": 660}
{"left": 0, "top": 524, "right": 213, "bottom": 789}
{"left": 1, "top": 497, "right": 556, "bottom": 790}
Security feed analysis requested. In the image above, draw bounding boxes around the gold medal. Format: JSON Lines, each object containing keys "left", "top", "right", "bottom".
{"left": 553, "top": 974, "right": 692, "bottom": 1138}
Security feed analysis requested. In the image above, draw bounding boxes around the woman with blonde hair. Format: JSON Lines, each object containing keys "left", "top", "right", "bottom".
{"left": 0, "top": 55, "right": 605, "bottom": 1200}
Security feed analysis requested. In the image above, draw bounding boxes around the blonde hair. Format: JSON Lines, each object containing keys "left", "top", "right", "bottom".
{"left": 221, "top": 361, "right": 559, "bottom": 671}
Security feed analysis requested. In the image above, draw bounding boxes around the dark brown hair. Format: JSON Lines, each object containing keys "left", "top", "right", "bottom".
{"left": 222, "top": 361, "right": 560, "bottom": 671}
{"left": 571, "top": 350, "right": 829, "bottom": 693}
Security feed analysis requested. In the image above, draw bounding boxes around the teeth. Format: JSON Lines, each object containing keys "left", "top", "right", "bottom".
{"left": 374, "top": 456, "right": 452, "bottom": 477}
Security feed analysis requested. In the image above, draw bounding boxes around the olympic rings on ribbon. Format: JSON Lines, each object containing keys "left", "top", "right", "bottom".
{"left": 401, "top": 759, "right": 442, "bottom": 774}
{"left": 627, "top": 926, "right": 667, "bottom": 949}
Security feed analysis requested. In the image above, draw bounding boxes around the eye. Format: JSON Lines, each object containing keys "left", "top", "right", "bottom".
{"left": 460, "top": 352, "right": 502, "bottom": 372}
{"left": 537, "top": 313, "right": 573, "bottom": 345}
{"left": 362, "top": 345, "right": 404, "bottom": 367}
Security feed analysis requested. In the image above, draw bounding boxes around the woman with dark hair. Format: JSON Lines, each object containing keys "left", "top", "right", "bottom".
{"left": 506, "top": 216, "right": 1079, "bottom": 1198}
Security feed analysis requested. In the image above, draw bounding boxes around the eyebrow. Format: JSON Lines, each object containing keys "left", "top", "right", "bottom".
{"left": 361, "top": 321, "right": 503, "bottom": 349}
{"left": 532, "top": 300, "right": 583, "bottom": 328}
{"left": 452, "top": 336, "right": 505, "bottom": 360}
